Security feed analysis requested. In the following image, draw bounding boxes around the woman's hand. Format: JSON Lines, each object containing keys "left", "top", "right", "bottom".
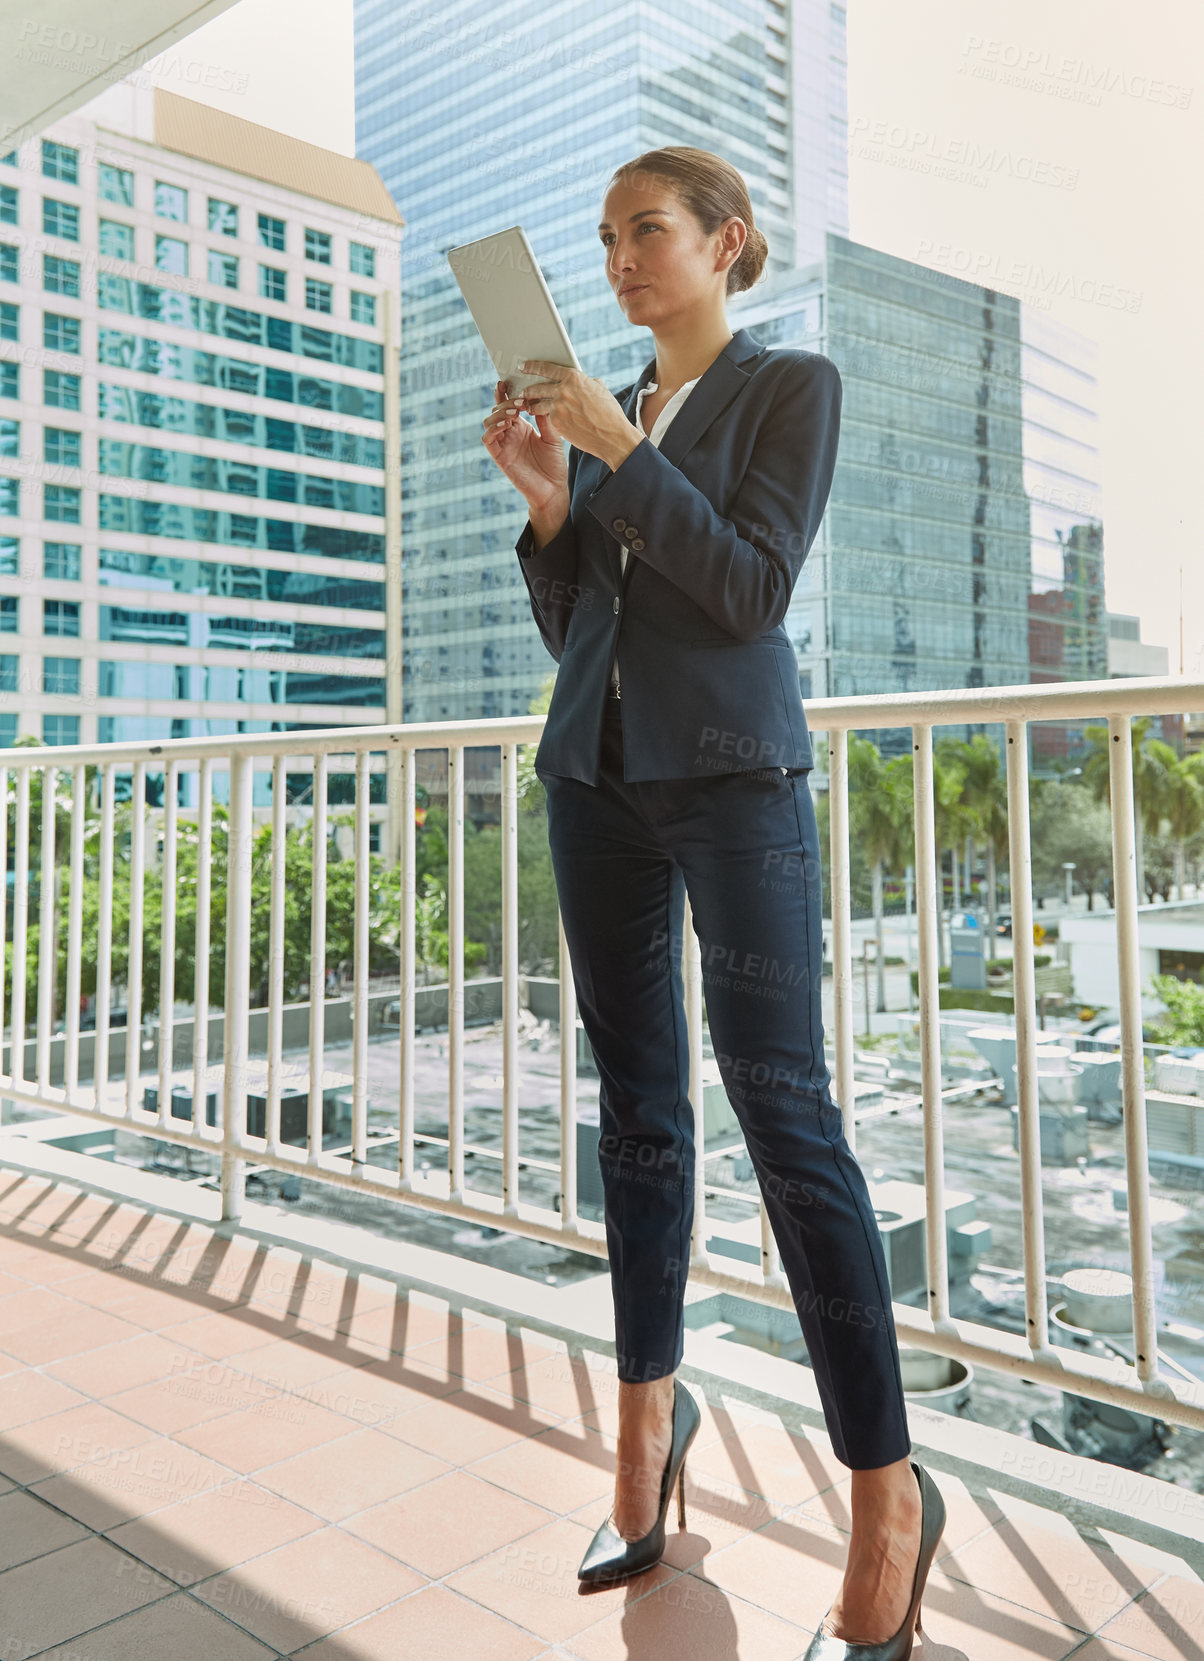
{"left": 482, "top": 377, "right": 569, "bottom": 509}
{"left": 513, "top": 360, "right": 645, "bottom": 472}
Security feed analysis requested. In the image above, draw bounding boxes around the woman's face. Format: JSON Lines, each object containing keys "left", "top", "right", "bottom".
{"left": 598, "top": 176, "right": 743, "bottom": 325}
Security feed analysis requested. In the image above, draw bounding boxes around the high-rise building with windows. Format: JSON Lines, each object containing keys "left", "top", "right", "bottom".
{"left": 0, "top": 78, "right": 402, "bottom": 789}
{"left": 354, "top": 0, "right": 849, "bottom": 723}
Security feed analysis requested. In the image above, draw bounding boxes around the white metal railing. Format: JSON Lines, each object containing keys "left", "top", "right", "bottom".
{"left": 1, "top": 671, "right": 1202, "bottom": 1433}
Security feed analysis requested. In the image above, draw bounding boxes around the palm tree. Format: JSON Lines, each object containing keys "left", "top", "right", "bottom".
{"left": 848, "top": 736, "right": 910, "bottom": 1011}
{"left": 945, "top": 735, "right": 1009, "bottom": 938}
{"left": 929, "top": 743, "right": 977, "bottom": 970}
{"left": 1082, "top": 717, "right": 1175, "bottom": 901}
{"left": 1162, "top": 753, "right": 1204, "bottom": 899}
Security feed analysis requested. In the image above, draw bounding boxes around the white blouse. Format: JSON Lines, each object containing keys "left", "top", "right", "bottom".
{"left": 611, "top": 374, "right": 702, "bottom": 692}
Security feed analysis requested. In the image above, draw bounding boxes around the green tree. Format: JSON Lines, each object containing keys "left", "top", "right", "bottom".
{"left": 1029, "top": 779, "right": 1113, "bottom": 910}
{"left": 1082, "top": 718, "right": 1174, "bottom": 901}
{"left": 1148, "top": 973, "right": 1204, "bottom": 1045}
{"left": 848, "top": 735, "right": 911, "bottom": 1010}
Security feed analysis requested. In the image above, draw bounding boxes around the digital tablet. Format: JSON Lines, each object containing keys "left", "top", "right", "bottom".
{"left": 447, "top": 225, "right": 582, "bottom": 396}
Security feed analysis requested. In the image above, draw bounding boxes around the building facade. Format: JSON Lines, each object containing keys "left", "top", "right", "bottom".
{"left": 0, "top": 78, "right": 402, "bottom": 798}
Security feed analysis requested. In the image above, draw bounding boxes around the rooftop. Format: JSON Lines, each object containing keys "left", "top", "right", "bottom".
{"left": 152, "top": 88, "right": 403, "bottom": 227}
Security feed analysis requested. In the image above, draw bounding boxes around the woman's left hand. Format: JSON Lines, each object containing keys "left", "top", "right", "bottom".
{"left": 513, "top": 360, "right": 644, "bottom": 471}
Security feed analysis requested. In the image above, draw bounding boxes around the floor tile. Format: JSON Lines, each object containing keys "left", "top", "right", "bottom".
{"left": 31, "top": 1432, "right": 236, "bottom": 1531}
{"left": 292, "top": 1581, "right": 543, "bottom": 1661}
{"left": 345, "top": 1467, "right": 553, "bottom": 1578}
{"left": 106, "top": 1355, "right": 292, "bottom": 1435}
{"left": 0, "top": 1534, "right": 176, "bottom": 1656}
{"left": 469, "top": 1420, "right": 615, "bottom": 1513}
{"left": 257, "top": 1426, "right": 451, "bottom": 1521}
{"left": 33, "top": 1590, "right": 282, "bottom": 1660}
{"left": 938, "top": 1509, "right": 1166, "bottom": 1633}
{"left": 0, "top": 1365, "right": 88, "bottom": 1428}
{"left": 0, "top": 1303, "right": 147, "bottom": 1366}
{"left": 107, "top": 1477, "right": 321, "bottom": 1587}
{"left": 44, "top": 1331, "right": 208, "bottom": 1399}
{"left": 0, "top": 1398, "right": 155, "bottom": 1485}
{"left": 406, "top": 1319, "right": 565, "bottom": 1384}
{"left": 683, "top": 1418, "right": 848, "bottom": 1515}
{"left": 0, "top": 1487, "right": 90, "bottom": 1570}
{"left": 386, "top": 1380, "right": 560, "bottom": 1464}
{"left": 447, "top": 1514, "right": 678, "bottom": 1644}
{"left": 1091, "top": 1571, "right": 1204, "bottom": 1660}
{"left": 564, "top": 1571, "right": 812, "bottom": 1660}
{"left": 174, "top": 1389, "right": 357, "bottom": 1473}
{"left": 190, "top": 1524, "right": 420, "bottom": 1652}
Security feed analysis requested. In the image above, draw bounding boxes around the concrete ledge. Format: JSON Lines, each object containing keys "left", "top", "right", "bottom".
{"left": 3, "top": 1127, "right": 1203, "bottom": 1572}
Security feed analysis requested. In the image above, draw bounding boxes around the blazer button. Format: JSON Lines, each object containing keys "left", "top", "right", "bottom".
{"left": 612, "top": 595, "right": 620, "bottom": 613}
{"left": 624, "top": 523, "right": 638, "bottom": 538}
{"left": 630, "top": 538, "right": 645, "bottom": 551}
{"left": 611, "top": 516, "right": 626, "bottom": 533}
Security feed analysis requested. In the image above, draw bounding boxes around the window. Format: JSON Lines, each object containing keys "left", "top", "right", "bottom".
{"left": 207, "top": 250, "right": 239, "bottom": 289}
{"left": 44, "top": 428, "right": 81, "bottom": 467}
{"left": 350, "top": 291, "right": 376, "bottom": 326}
{"left": 43, "top": 313, "right": 80, "bottom": 353}
{"left": 304, "top": 227, "right": 331, "bottom": 263}
{"left": 0, "top": 536, "right": 15, "bottom": 573}
{"left": 155, "top": 235, "right": 188, "bottom": 275}
{"left": 43, "top": 714, "right": 79, "bottom": 746}
{"left": 0, "top": 418, "right": 16, "bottom": 458}
{"left": 98, "top": 163, "right": 134, "bottom": 206}
{"left": 0, "top": 151, "right": 15, "bottom": 167}
{"left": 305, "top": 278, "right": 332, "bottom": 314}
{"left": 43, "top": 370, "right": 80, "bottom": 409}
{"left": 44, "top": 485, "right": 80, "bottom": 523}
{"left": 98, "top": 219, "right": 134, "bottom": 260}
{"left": 348, "top": 242, "right": 375, "bottom": 277}
{"left": 0, "top": 713, "right": 16, "bottom": 745}
{"left": 258, "top": 264, "right": 286, "bottom": 302}
{"left": 43, "top": 656, "right": 80, "bottom": 695}
{"left": 0, "top": 363, "right": 15, "bottom": 399}
{"left": 43, "top": 598, "right": 80, "bottom": 636}
{"left": 1, "top": 242, "right": 17, "bottom": 283}
{"left": 258, "top": 212, "right": 285, "bottom": 251}
{"left": 0, "top": 476, "right": 17, "bottom": 514}
{"left": 42, "top": 198, "right": 79, "bottom": 241}
{"left": 0, "top": 185, "right": 16, "bottom": 226}
{"left": 155, "top": 181, "right": 188, "bottom": 221}
{"left": 41, "top": 141, "right": 78, "bottom": 184}
{"left": 0, "top": 301, "right": 15, "bottom": 340}
{"left": 208, "top": 197, "right": 238, "bottom": 236}
{"left": 44, "top": 541, "right": 81, "bottom": 580}
{"left": 0, "top": 597, "right": 16, "bottom": 632}
{"left": 43, "top": 254, "right": 80, "bottom": 296}
{"left": 0, "top": 655, "right": 15, "bottom": 692}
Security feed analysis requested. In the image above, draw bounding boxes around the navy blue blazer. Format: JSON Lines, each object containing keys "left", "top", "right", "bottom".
{"left": 513, "top": 325, "right": 842, "bottom": 785}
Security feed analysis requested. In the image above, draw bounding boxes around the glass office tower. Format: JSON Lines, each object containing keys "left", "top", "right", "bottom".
{"left": 354, "top": 1, "right": 1103, "bottom": 741}
{"left": 730, "top": 238, "right": 1104, "bottom": 754}
{"left": 354, "top": 0, "right": 850, "bottom": 722}
{"left": 0, "top": 77, "right": 402, "bottom": 786}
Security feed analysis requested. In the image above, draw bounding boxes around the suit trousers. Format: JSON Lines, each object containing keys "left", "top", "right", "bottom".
{"left": 538, "top": 696, "right": 912, "bottom": 1470}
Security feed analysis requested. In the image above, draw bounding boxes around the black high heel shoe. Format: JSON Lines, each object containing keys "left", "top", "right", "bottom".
{"left": 802, "top": 1458, "right": 946, "bottom": 1658}
{"left": 577, "top": 1376, "right": 701, "bottom": 1585}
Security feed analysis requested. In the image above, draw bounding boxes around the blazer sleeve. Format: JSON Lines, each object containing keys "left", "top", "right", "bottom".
{"left": 580, "top": 355, "right": 842, "bottom": 641}
{"left": 513, "top": 439, "right": 583, "bottom": 662}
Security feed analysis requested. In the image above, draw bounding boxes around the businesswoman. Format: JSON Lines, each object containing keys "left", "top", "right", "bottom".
{"left": 482, "top": 148, "right": 944, "bottom": 1657}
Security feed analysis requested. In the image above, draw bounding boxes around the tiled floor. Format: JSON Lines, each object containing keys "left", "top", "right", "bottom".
{"left": 0, "top": 1167, "right": 1200, "bottom": 1659}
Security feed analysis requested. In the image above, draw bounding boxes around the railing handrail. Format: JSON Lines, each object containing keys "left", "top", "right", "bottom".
{"left": 0, "top": 671, "right": 1200, "bottom": 768}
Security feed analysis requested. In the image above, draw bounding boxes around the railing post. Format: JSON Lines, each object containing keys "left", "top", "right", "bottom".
{"left": 1005, "top": 720, "right": 1050, "bottom": 1355}
{"left": 912, "top": 725, "right": 951, "bottom": 1329}
{"left": 1108, "top": 714, "right": 1160, "bottom": 1384}
{"left": 221, "top": 754, "right": 253, "bottom": 1222}
{"left": 501, "top": 741, "right": 519, "bottom": 1217}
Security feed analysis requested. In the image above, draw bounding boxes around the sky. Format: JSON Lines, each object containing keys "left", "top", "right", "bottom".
{"left": 159, "top": 0, "right": 1202, "bottom": 675}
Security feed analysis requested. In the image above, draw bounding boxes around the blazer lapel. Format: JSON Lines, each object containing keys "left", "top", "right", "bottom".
{"left": 585, "top": 327, "right": 764, "bottom": 589}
